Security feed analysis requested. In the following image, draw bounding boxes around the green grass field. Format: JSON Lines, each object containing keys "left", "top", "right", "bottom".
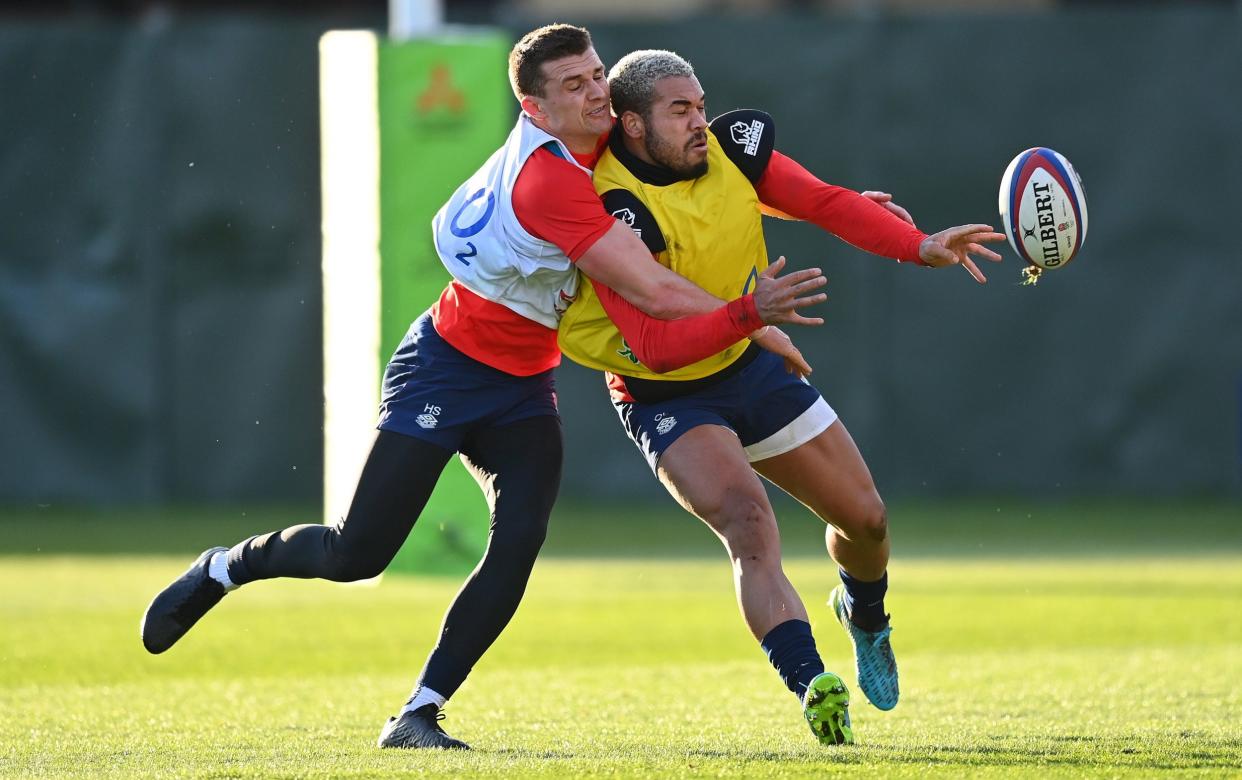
{"left": 2, "top": 500, "right": 1240, "bottom": 778}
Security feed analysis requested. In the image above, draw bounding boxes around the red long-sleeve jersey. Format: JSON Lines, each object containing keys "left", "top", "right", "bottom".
{"left": 757, "top": 150, "right": 927, "bottom": 264}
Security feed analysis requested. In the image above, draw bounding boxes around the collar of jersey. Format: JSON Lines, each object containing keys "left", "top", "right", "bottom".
{"left": 607, "top": 126, "right": 698, "bottom": 187}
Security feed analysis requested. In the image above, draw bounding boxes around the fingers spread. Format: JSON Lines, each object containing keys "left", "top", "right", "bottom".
{"left": 783, "top": 312, "right": 825, "bottom": 326}
{"left": 967, "top": 243, "right": 1003, "bottom": 262}
{"left": 962, "top": 258, "right": 987, "bottom": 284}
{"left": 959, "top": 230, "right": 1006, "bottom": 246}
{"left": 791, "top": 292, "right": 828, "bottom": 307}
{"left": 789, "top": 275, "right": 828, "bottom": 296}
{"left": 779, "top": 267, "right": 822, "bottom": 286}
{"left": 946, "top": 224, "right": 996, "bottom": 244}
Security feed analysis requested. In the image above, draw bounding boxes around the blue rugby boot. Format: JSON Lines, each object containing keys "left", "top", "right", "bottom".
{"left": 802, "top": 671, "right": 854, "bottom": 745}
{"left": 829, "top": 584, "right": 899, "bottom": 711}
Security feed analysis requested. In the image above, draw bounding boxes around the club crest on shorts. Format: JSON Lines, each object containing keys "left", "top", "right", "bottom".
{"left": 416, "top": 403, "right": 441, "bottom": 429}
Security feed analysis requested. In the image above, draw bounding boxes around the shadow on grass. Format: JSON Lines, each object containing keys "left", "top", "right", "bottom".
{"left": 487, "top": 749, "right": 581, "bottom": 760}
{"left": 856, "top": 733, "right": 1242, "bottom": 771}
{"left": 491, "top": 734, "right": 1240, "bottom": 770}
{"left": 669, "top": 738, "right": 1242, "bottom": 771}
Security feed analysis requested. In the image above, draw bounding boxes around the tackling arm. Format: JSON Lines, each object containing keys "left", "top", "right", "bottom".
{"left": 590, "top": 257, "right": 825, "bottom": 374}
{"left": 575, "top": 221, "right": 727, "bottom": 319}
{"left": 594, "top": 280, "right": 761, "bottom": 374}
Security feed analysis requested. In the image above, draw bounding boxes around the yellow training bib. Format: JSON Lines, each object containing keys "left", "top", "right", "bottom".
{"left": 558, "top": 131, "right": 768, "bottom": 380}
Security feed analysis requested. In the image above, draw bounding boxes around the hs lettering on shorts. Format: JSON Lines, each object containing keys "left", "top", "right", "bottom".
{"left": 416, "top": 404, "right": 441, "bottom": 430}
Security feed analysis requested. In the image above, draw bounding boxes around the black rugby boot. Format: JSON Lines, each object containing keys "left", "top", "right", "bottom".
{"left": 377, "top": 705, "right": 471, "bottom": 750}
{"left": 140, "top": 546, "right": 229, "bottom": 654}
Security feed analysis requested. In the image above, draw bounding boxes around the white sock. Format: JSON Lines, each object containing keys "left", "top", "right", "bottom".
{"left": 208, "top": 551, "right": 238, "bottom": 592}
{"left": 400, "top": 685, "right": 447, "bottom": 715}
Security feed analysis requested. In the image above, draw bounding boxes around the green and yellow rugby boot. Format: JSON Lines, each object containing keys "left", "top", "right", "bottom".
{"left": 802, "top": 671, "right": 854, "bottom": 745}
{"left": 829, "top": 584, "right": 899, "bottom": 711}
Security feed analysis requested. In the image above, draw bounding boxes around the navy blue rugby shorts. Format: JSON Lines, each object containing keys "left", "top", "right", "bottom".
{"left": 377, "top": 312, "right": 558, "bottom": 451}
{"left": 614, "top": 348, "right": 837, "bottom": 473}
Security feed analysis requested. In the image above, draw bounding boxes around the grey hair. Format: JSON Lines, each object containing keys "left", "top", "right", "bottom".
{"left": 608, "top": 49, "right": 695, "bottom": 120}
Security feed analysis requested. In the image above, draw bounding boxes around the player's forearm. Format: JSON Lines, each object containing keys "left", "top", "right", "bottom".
{"left": 576, "top": 222, "right": 726, "bottom": 319}
{"left": 757, "top": 151, "right": 927, "bottom": 263}
{"left": 639, "top": 264, "right": 731, "bottom": 318}
{"left": 596, "top": 283, "right": 761, "bottom": 373}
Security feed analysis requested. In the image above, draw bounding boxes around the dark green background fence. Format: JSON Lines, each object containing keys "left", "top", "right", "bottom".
{"left": 2, "top": 8, "right": 1239, "bottom": 504}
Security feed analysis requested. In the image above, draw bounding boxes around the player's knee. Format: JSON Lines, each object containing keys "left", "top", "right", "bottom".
{"left": 857, "top": 498, "right": 888, "bottom": 543}
{"left": 321, "top": 544, "right": 388, "bottom": 582}
{"left": 491, "top": 508, "right": 549, "bottom": 559}
{"left": 719, "top": 501, "right": 779, "bottom": 564}
{"left": 329, "top": 558, "right": 386, "bottom": 582}
{"left": 511, "top": 516, "right": 549, "bottom": 556}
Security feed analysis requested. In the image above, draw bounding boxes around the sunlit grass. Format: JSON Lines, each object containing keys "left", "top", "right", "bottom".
{"left": 2, "top": 499, "right": 1239, "bottom": 778}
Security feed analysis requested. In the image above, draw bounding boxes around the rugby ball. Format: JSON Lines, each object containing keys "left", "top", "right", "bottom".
{"left": 998, "top": 147, "right": 1088, "bottom": 270}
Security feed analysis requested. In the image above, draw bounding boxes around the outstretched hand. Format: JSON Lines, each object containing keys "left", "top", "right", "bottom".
{"left": 918, "top": 224, "right": 1006, "bottom": 284}
{"left": 752, "top": 256, "right": 827, "bottom": 326}
{"left": 750, "top": 325, "right": 812, "bottom": 378}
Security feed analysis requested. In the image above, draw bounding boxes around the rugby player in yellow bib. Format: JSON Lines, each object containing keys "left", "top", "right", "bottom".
{"left": 558, "top": 49, "right": 1005, "bottom": 745}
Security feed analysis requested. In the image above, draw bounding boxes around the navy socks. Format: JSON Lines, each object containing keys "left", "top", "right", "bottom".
{"left": 761, "top": 619, "right": 826, "bottom": 701}
{"left": 839, "top": 568, "right": 888, "bottom": 632}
